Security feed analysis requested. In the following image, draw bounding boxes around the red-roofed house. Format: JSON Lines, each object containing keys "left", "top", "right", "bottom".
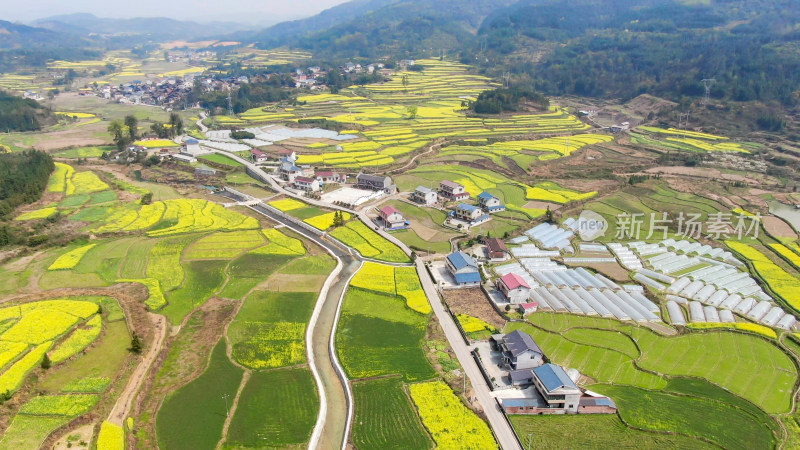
{"left": 484, "top": 237, "right": 509, "bottom": 261}
{"left": 251, "top": 149, "right": 269, "bottom": 163}
{"left": 293, "top": 176, "right": 320, "bottom": 192}
{"left": 315, "top": 171, "right": 346, "bottom": 184}
{"left": 518, "top": 302, "right": 539, "bottom": 315}
{"left": 377, "top": 205, "right": 407, "bottom": 229}
{"left": 497, "top": 273, "right": 532, "bottom": 304}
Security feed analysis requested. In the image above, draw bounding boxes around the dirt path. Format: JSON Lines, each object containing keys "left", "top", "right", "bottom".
{"left": 387, "top": 140, "right": 443, "bottom": 174}
{"left": 216, "top": 370, "right": 251, "bottom": 449}
{"left": 107, "top": 312, "right": 167, "bottom": 426}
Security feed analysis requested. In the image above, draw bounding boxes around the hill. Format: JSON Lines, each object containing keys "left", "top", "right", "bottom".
{"left": 33, "top": 13, "right": 249, "bottom": 40}
{"left": 0, "top": 92, "right": 54, "bottom": 132}
{"left": 249, "top": 0, "right": 514, "bottom": 58}
{"left": 0, "top": 20, "right": 90, "bottom": 50}
{"left": 475, "top": 0, "right": 800, "bottom": 104}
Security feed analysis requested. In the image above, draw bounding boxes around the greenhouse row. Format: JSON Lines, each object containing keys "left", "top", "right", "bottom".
{"left": 524, "top": 223, "right": 575, "bottom": 251}
{"left": 607, "top": 243, "right": 643, "bottom": 270}
{"left": 510, "top": 244, "right": 561, "bottom": 258}
{"left": 665, "top": 277, "right": 796, "bottom": 329}
{"left": 533, "top": 286, "right": 660, "bottom": 322}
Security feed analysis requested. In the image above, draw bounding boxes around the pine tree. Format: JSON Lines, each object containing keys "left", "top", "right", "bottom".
{"left": 41, "top": 354, "right": 51, "bottom": 370}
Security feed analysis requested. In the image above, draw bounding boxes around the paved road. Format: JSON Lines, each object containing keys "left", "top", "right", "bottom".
{"left": 414, "top": 260, "right": 522, "bottom": 450}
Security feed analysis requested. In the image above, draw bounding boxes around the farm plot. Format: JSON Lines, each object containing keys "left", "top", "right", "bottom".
{"left": 330, "top": 221, "right": 411, "bottom": 263}
{"left": 225, "top": 368, "right": 319, "bottom": 448}
{"left": 303, "top": 211, "right": 351, "bottom": 230}
{"left": 728, "top": 241, "right": 800, "bottom": 311}
{"left": 94, "top": 198, "right": 260, "bottom": 236}
{"left": 336, "top": 287, "right": 434, "bottom": 381}
{"left": 349, "top": 262, "right": 430, "bottom": 314}
{"left": 227, "top": 290, "right": 315, "bottom": 369}
{"left": 408, "top": 381, "right": 495, "bottom": 450}
{"left": 156, "top": 340, "right": 243, "bottom": 450}
{"left": 215, "top": 59, "right": 595, "bottom": 168}
{"left": 0, "top": 298, "right": 103, "bottom": 396}
{"left": 592, "top": 384, "right": 776, "bottom": 450}
{"left": 633, "top": 127, "right": 755, "bottom": 153}
{"left": 510, "top": 414, "right": 713, "bottom": 449}
{"left": 184, "top": 229, "right": 265, "bottom": 259}
{"left": 47, "top": 243, "right": 97, "bottom": 270}
{"left": 351, "top": 377, "right": 434, "bottom": 450}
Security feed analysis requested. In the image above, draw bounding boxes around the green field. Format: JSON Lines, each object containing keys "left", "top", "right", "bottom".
{"left": 227, "top": 290, "right": 316, "bottom": 369}
{"left": 508, "top": 313, "right": 797, "bottom": 414}
{"left": 53, "top": 145, "right": 114, "bottom": 159}
{"left": 593, "top": 384, "right": 776, "bottom": 449}
{"left": 198, "top": 153, "right": 243, "bottom": 167}
{"left": 157, "top": 340, "right": 244, "bottom": 450}
{"left": 510, "top": 414, "right": 714, "bottom": 449}
{"left": 226, "top": 368, "right": 319, "bottom": 448}
{"left": 351, "top": 377, "right": 434, "bottom": 450}
{"left": 336, "top": 288, "right": 434, "bottom": 381}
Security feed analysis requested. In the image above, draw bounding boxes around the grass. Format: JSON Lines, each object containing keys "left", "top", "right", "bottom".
{"left": 351, "top": 377, "right": 434, "bottom": 450}
{"left": 336, "top": 288, "right": 434, "bottom": 381}
{"left": 217, "top": 253, "right": 296, "bottom": 300}
{"left": 53, "top": 145, "right": 113, "bottom": 159}
{"left": 198, "top": 153, "right": 243, "bottom": 167}
{"left": 38, "top": 321, "right": 129, "bottom": 393}
{"left": 279, "top": 254, "right": 337, "bottom": 275}
{"left": 162, "top": 260, "right": 227, "bottom": 325}
{"left": 156, "top": 340, "right": 243, "bottom": 450}
{"left": 225, "top": 368, "right": 318, "bottom": 448}
{"left": 330, "top": 221, "right": 411, "bottom": 263}
{"left": 592, "top": 384, "right": 776, "bottom": 450}
{"left": 631, "top": 327, "right": 796, "bottom": 414}
{"left": 227, "top": 290, "right": 315, "bottom": 369}
{"left": 509, "top": 414, "right": 714, "bottom": 449}
{"left": 509, "top": 313, "right": 797, "bottom": 414}
{"left": 0, "top": 416, "right": 71, "bottom": 449}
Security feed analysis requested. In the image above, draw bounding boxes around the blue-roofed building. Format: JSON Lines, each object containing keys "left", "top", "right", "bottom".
{"left": 477, "top": 191, "right": 506, "bottom": 213}
{"left": 446, "top": 251, "right": 480, "bottom": 286}
{"left": 532, "top": 364, "right": 582, "bottom": 413}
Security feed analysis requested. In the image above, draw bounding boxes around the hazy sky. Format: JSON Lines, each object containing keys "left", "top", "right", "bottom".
{"left": 1, "top": 0, "right": 351, "bottom": 25}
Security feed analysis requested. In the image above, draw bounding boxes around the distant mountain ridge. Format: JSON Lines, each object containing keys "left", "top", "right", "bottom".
{"left": 0, "top": 20, "right": 90, "bottom": 50}
{"left": 32, "top": 13, "right": 250, "bottom": 40}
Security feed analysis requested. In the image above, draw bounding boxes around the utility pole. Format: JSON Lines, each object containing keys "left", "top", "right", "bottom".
{"left": 675, "top": 111, "right": 690, "bottom": 140}
{"left": 226, "top": 86, "right": 233, "bottom": 116}
{"left": 222, "top": 393, "right": 230, "bottom": 417}
{"left": 701, "top": 78, "right": 716, "bottom": 106}
{"left": 503, "top": 72, "right": 510, "bottom": 89}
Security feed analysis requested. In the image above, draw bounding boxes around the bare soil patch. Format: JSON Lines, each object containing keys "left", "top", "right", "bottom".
{"left": 260, "top": 273, "right": 327, "bottom": 292}
{"left": 442, "top": 288, "right": 505, "bottom": 330}
{"left": 51, "top": 423, "right": 94, "bottom": 450}
{"left": 523, "top": 201, "right": 563, "bottom": 210}
{"left": 564, "top": 261, "right": 630, "bottom": 282}
{"left": 764, "top": 216, "right": 798, "bottom": 239}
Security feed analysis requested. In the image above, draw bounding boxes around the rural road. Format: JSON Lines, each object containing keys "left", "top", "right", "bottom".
{"left": 216, "top": 152, "right": 521, "bottom": 449}
{"left": 107, "top": 312, "right": 166, "bottom": 426}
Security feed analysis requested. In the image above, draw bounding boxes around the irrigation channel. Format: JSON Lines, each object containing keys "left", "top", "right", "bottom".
{"left": 219, "top": 192, "right": 358, "bottom": 450}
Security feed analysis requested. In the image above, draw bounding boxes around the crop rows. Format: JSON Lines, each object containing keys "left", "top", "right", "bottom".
{"left": 303, "top": 211, "right": 351, "bottom": 230}
{"left": 727, "top": 241, "right": 800, "bottom": 310}
{"left": 250, "top": 229, "right": 306, "bottom": 255}
{"left": 19, "top": 394, "right": 99, "bottom": 417}
{"left": 330, "top": 221, "right": 410, "bottom": 263}
{"left": 408, "top": 381, "right": 495, "bottom": 449}
{"left": 49, "top": 315, "right": 103, "bottom": 363}
{"left": 48, "top": 243, "right": 97, "bottom": 270}
{"left": 184, "top": 230, "right": 265, "bottom": 259}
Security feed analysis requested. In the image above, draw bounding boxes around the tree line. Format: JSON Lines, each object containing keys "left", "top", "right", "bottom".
{"left": 0, "top": 150, "right": 54, "bottom": 222}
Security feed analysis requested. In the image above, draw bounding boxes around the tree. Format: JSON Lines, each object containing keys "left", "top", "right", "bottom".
{"left": 129, "top": 333, "right": 143, "bottom": 354}
{"left": 545, "top": 206, "right": 554, "bottom": 223}
{"left": 41, "top": 354, "right": 51, "bottom": 370}
{"left": 140, "top": 192, "right": 154, "bottom": 205}
{"left": 401, "top": 74, "right": 409, "bottom": 91}
{"left": 168, "top": 112, "right": 184, "bottom": 136}
{"left": 123, "top": 115, "right": 138, "bottom": 141}
{"left": 108, "top": 121, "right": 131, "bottom": 151}
{"left": 406, "top": 105, "right": 418, "bottom": 119}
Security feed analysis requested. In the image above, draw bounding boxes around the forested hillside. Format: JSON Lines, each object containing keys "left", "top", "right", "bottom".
{"left": 0, "top": 92, "right": 53, "bottom": 132}
{"left": 0, "top": 150, "right": 54, "bottom": 219}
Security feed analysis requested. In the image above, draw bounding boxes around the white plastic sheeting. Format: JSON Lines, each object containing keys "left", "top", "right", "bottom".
{"left": 746, "top": 301, "right": 772, "bottom": 321}
{"left": 636, "top": 269, "right": 675, "bottom": 284}
{"left": 719, "top": 309, "right": 736, "bottom": 323}
{"left": 632, "top": 273, "right": 665, "bottom": 291}
{"left": 777, "top": 315, "right": 797, "bottom": 330}
{"left": 666, "top": 301, "right": 686, "bottom": 325}
{"left": 761, "top": 307, "right": 785, "bottom": 327}
{"left": 703, "top": 306, "right": 721, "bottom": 323}
{"left": 666, "top": 294, "right": 689, "bottom": 305}
{"left": 689, "top": 301, "right": 705, "bottom": 322}
{"left": 667, "top": 277, "right": 692, "bottom": 294}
